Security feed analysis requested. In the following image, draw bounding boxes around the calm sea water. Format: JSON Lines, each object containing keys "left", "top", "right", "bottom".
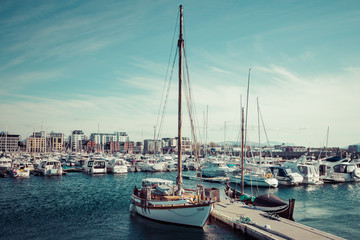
{"left": 1, "top": 171, "right": 359, "bottom": 239}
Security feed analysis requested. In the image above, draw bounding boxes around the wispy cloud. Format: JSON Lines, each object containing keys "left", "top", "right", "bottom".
{"left": 0, "top": 56, "right": 25, "bottom": 71}
{"left": 1, "top": 69, "right": 63, "bottom": 92}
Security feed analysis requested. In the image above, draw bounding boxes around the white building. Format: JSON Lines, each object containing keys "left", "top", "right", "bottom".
{"left": 71, "top": 130, "right": 85, "bottom": 152}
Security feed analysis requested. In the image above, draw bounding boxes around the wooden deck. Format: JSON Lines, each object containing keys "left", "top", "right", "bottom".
{"left": 210, "top": 198, "right": 345, "bottom": 240}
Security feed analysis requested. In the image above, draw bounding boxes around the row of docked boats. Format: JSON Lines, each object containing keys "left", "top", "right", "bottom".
{"left": 200, "top": 154, "right": 360, "bottom": 188}
{"left": 1, "top": 151, "right": 360, "bottom": 184}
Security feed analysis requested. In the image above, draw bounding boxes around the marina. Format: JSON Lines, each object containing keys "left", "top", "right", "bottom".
{"left": 0, "top": 171, "right": 359, "bottom": 239}
{"left": 1, "top": 1, "right": 360, "bottom": 240}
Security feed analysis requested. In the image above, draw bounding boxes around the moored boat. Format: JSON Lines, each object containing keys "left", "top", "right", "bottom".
{"left": 39, "top": 159, "right": 63, "bottom": 176}
{"left": 269, "top": 166, "right": 303, "bottom": 186}
{"left": 11, "top": 162, "right": 30, "bottom": 178}
{"left": 318, "top": 156, "right": 360, "bottom": 183}
{"left": 129, "top": 5, "right": 213, "bottom": 228}
{"left": 107, "top": 158, "right": 127, "bottom": 174}
{"left": 83, "top": 158, "right": 107, "bottom": 174}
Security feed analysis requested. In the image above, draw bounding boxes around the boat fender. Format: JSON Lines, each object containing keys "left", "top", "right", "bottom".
{"left": 353, "top": 169, "right": 360, "bottom": 178}
{"left": 129, "top": 203, "right": 135, "bottom": 213}
{"left": 266, "top": 173, "right": 271, "bottom": 179}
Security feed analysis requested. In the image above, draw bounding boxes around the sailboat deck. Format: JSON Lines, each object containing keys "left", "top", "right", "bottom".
{"left": 211, "top": 198, "right": 345, "bottom": 240}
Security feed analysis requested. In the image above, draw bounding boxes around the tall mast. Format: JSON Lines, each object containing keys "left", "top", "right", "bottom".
{"left": 257, "top": 97, "right": 261, "bottom": 165}
{"left": 176, "top": 5, "right": 184, "bottom": 195}
{"left": 241, "top": 107, "right": 245, "bottom": 196}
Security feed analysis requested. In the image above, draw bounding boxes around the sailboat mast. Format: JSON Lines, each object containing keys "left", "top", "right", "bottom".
{"left": 241, "top": 107, "right": 245, "bottom": 196}
{"left": 177, "top": 5, "right": 184, "bottom": 195}
{"left": 257, "top": 97, "right": 261, "bottom": 165}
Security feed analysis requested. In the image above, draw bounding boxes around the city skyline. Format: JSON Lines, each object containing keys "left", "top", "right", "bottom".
{"left": 1, "top": 1, "right": 360, "bottom": 148}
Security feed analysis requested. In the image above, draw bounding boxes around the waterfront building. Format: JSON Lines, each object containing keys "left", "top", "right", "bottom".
{"left": 143, "top": 139, "right": 162, "bottom": 154}
{"left": 175, "top": 137, "right": 192, "bottom": 153}
{"left": 119, "top": 141, "right": 133, "bottom": 153}
{"left": 86, "top": 140, "right": 96, "bottom": 153}
{"left": 133, "top": 142, "right": 143, "bottom": 154}
{"left": 113, "top": 132, "right": 129, "bottom": 143}
{"left": 71, "top": 130, "right": 85, "bottom": 152}
{"left": 26, "top": 131, "right": 46, "bottom": 153}
{"left": 89, "top": 131, "right": 129, "bottom": 153}
{"left": 274, "top": 144, "right": 306, "bottom": 152}
{"left": 0, "top": 132, "right": 20, "bottom": 152}
{"left": 48, "top": 132, "right": 64, "bottom": 152}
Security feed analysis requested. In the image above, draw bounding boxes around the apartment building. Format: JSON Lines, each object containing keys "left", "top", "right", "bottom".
{"left": 0, "top": 132, "right": 20, "bottom": 152}
{"left": 26, "top": 131, "right": 46, "bottom": 153}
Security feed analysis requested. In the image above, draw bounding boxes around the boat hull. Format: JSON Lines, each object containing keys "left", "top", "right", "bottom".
{"left": 253, "top": 194, "right": 288, "bottom": 213}
{"left": 230, "top": 175, "right": 278, "bottom": 188}
{"left": 131, "top": 195, "right": 212, "bottom": 227}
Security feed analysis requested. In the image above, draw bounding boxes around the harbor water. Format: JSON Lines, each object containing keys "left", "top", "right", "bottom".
{"left": 0, "top": 171, "right": 359, "bottom": 239}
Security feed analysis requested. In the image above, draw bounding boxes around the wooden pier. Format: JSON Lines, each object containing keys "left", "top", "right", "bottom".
{"left": 210, "top": 198, "right": 344, "bottom": 240}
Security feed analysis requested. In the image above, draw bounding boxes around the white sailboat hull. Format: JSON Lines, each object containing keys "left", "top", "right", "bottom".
{"left": 230, "top": 175, "right": 279, "bottom": 188}
{"left": 131, "top": 195, "right": 212, "bottom": 227}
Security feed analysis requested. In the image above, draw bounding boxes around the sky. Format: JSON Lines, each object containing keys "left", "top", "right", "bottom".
{"left": 1, "top": 0, "right": 360, "bottom": 148}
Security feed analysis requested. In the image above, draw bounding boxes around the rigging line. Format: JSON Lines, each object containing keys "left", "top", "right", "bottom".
{"left": 182, "top": 15, "right": 203, "bottom": 146}
{"left": 156, "top": 49, "right": 178, "bottom": 141}
{"left": 182, "top": 52, "right": 196, "bottom": 144}
{"left": 183, "top": 50, "right": 203, "bottom": 146}
{"left": 235, "top": 95, "right": 243, "bottom": 149}
{"left": 259, "top": 105, "right": 273, "bottom": 159}
{"left": 155, "top": 10, "right": 180, "bottom": 136}
{"left": 183, "top": 44, "right": 203, "bottom": 186}
{"left": 244, "top": 68, "right": 251, "bottom": 153}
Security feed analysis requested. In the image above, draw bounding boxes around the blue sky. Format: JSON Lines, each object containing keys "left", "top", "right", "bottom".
{"left": 1, "top": 0, "right": 360, "bottom": 147}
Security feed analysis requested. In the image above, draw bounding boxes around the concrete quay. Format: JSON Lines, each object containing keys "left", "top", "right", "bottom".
{"left": 210, "top": 198, "right": 344, "bottom": 240}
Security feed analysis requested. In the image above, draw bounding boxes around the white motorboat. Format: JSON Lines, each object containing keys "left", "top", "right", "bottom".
{"left": 318, "top": 156, "right": 360, "bottom": 183}
{"left": 165, "top": 161, "right": 177, "bottom": 172}
{"left": 11, "top": 162, "right": 30, "bottom": 178}
{"left": 138, "top": 158, "right": 166, "bottom": 172}
{"left": 283, "top": 156, "right": 323, "bottom": 185}
{"left": 269, "top": 166, "right": 303, "bottom": 186}
{"left": 83, "top": 158, "right": 107, "bottom": 174}
{"left": 39, "top": 159, "right": 63, "bottom": 176}
{"left": 201, "top": 160, "right": 234, "bottom": 178}
{"left": 130, "top": 6, "right": 213, "bottom": 228}
{"left": 107, "top": 158, "right": 128, "bottom": 174}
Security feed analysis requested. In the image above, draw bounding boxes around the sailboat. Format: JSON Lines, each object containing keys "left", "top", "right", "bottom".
{"left": 225, "top": 91, "right": 295, "bottom": 220}
{"left": 129, "top": 5, "right": 213, "bottom": 228}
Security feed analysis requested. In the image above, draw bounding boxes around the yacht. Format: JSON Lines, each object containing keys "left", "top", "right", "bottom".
{"left": 201, "top": 160, "right": 234, "bottom": 178}
{"left": 138, "top": 158, "right": 166, "bottom": 172}
{"left": 39, "top": 159, "right": 63, "bottom": 176}
{"left": 83, "top": 158, "right": 107, "bottom": 174}
{"left": 11, "top": 162, "right": 30, "bottom": 178}
{"left": 283, "top": 156, "right": 323, "bottom": 185}
{"left": 318, "top": 156, "right": 360, "bottom": 182}
{"left": 269, "top": 166, "right": 304, "bottom": 186}
{"left": 107, "top": 158, "right": 128, "bottom": 174}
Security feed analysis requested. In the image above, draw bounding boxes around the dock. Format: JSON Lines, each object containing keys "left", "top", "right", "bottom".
{"left": 210, "top": 198, "right": 344, "bottom": 240}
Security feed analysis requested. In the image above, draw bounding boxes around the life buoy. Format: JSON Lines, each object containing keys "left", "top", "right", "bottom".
{"left": 353, "top": 168, "right": 360, "bottom": 178}
{"left": 266, "top": 173, "right": 271, "bottom": 179}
